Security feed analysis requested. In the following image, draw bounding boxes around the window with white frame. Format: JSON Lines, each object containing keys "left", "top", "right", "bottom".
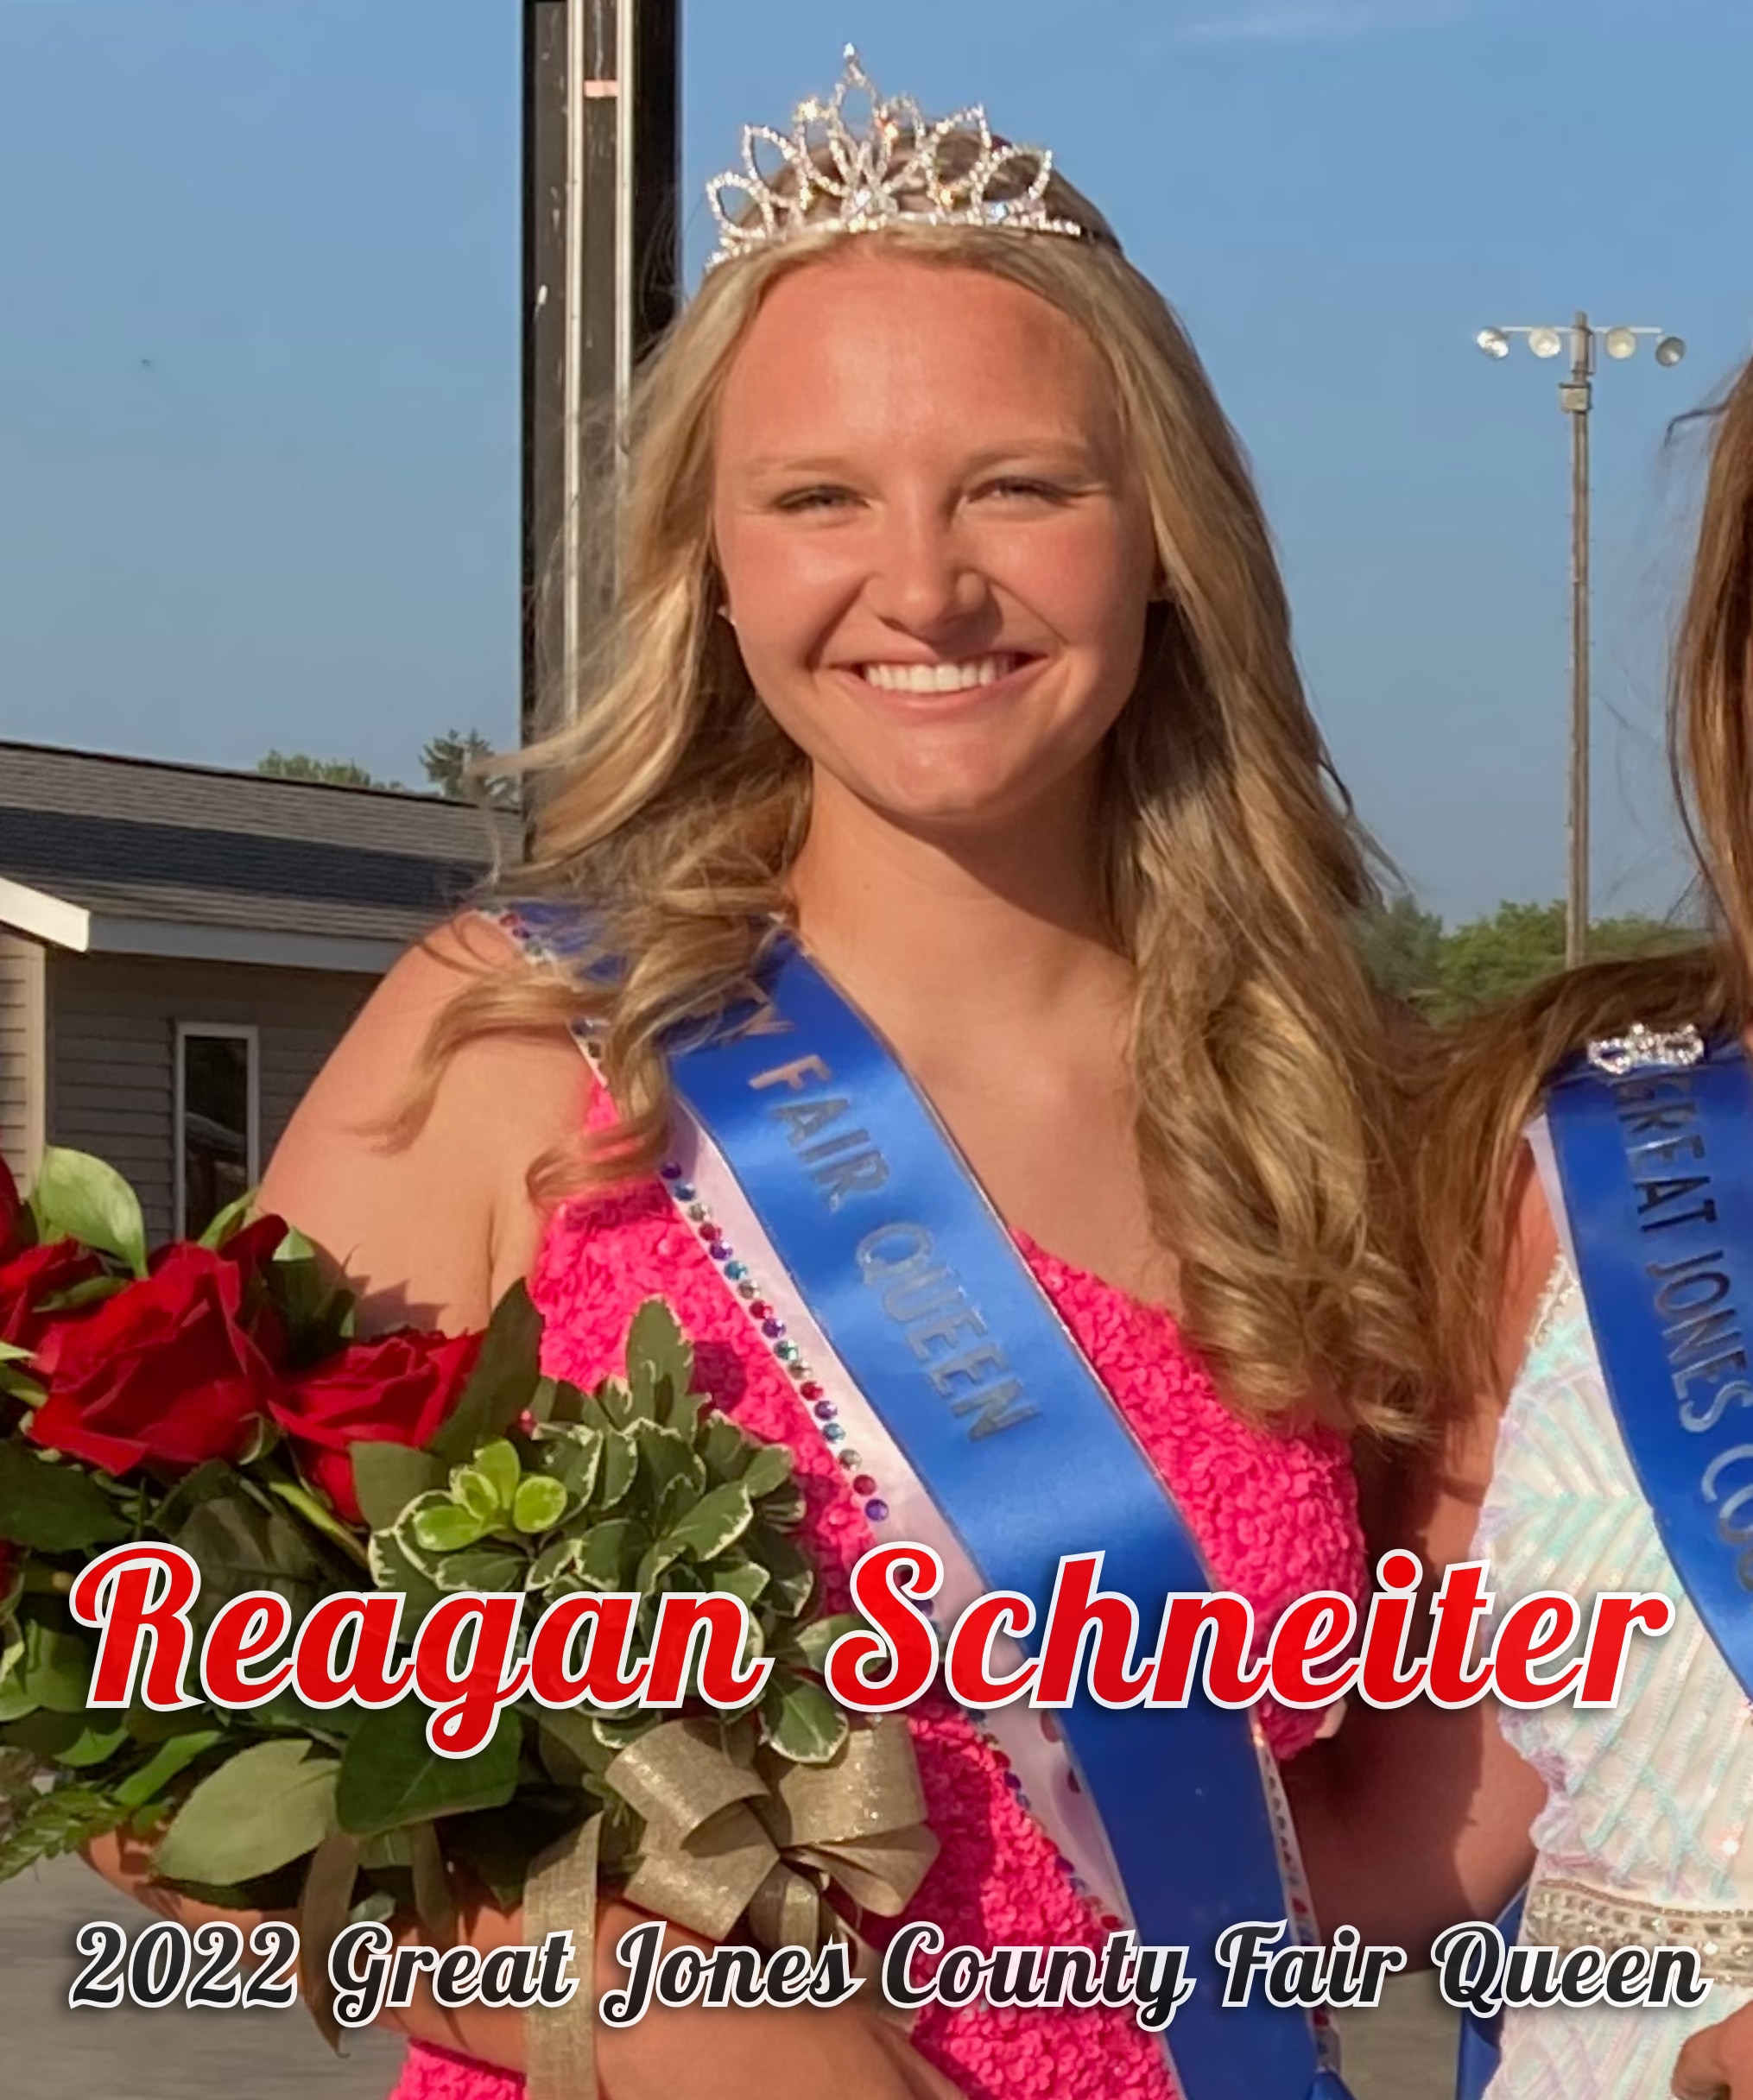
{"left": 174, "top": 1024, "right": 260, "bottom": 1238}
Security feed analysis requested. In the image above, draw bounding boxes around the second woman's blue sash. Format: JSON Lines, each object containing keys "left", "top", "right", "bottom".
{"left": 660, "top": 933, "right": 1348, "bottom": 2100}
{"left": 1459, "top": 1029, "right": 1753, "bottom": 2100}
{"left": 1545, "top": 1028, "right": 1753, "bottom": 1706}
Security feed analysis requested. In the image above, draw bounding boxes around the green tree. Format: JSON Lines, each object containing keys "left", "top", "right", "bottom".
{"left": 1355, "top": 894, "right": 1445, "bottom": 1003}
{"left": 420, "top": 728, "right": 517, "bottom": 807}
{"left": 1427, "top": 900, "right": 1698, "bottom": 1022}
{"left": 256, "top": 750, "right": 389, "bottom": 788}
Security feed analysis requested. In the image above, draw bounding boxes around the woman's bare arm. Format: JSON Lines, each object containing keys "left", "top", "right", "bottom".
{"left": 1288, "top": 1150, "right": 1557, "bottom": 1951}
{"left": 257, "top": 914, "right": 588, "bottom": 1328}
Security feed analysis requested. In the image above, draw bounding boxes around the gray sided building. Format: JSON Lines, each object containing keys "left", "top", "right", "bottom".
{"left": 0, "top": 742, "right": 514, "bottom": 1240}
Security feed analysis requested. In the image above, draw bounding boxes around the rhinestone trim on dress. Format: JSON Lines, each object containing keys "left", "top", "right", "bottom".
{"left": 1523, "top": 1876, "right": 1753, "bottom": 1987}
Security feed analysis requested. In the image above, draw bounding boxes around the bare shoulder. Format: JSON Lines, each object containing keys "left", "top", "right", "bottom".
{"left": 259, "top": 914, "right": 592, "bottom": 1331}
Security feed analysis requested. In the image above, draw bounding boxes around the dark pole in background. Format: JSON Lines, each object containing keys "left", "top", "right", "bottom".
{"left": 1560, "top": 313, "right": 1592, "bottom": 972}
{"left": 522, "top": 1, "right": 681, "bottom": 746}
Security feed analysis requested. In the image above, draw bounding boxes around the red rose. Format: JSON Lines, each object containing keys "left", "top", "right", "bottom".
{"left": 27, "top": 1243, "right": 277, "bottom": 1475}
{"left": 269, "top": 1331, "right": 481, "bottom": 1524}
{"left": 0, "top": 1239, "right": 106, "bottom": 1357}
{"left": 0, "top": 1152, "right": 18, "bottom": 1253}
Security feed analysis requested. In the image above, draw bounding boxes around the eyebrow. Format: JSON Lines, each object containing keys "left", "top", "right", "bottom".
{"left": 733, "top": 442, "right": 1109, "bottom": 480}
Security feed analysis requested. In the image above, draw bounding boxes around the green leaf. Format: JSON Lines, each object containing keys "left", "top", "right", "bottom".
{"left": 528, "top": 1535, "right": 581, "bottom": 1590}
{"left": 626, "top": 1300, "right": 693, "bottom": 1411}
{"left": 411, "top": 1502, "right": 490, "bottom": 1553}
{"left": 511, "top": 1476, "right": 566, "bottom": 1534}
{"left": 335, "top": 1704, "right": 521, "bottom": 1838}
{"left": 0, "top": 1444, "right": 132, "bottom": 1552}
{"left": 0, "top": 1364, "right": 45, "bottom": 1408}
{"left": 712, "top": 1557, "right": 770, "bottom": 1608}
{"left": 365, "top": 1531, "right": 445, "bottom": 1622}
{"left": 266, "top": 1245, "right": 356, "bottom": 1368}
{"left": 0, "top": 1339, "right": 34, "bottom": 1365}
{"left": 28, "top": 1148, "right": 147, "bottom": 1276}
{"left": 471, "top": 1440, "right": 521, "bottom": 1510}
{"left": 452, "top": 1466, "right": 503, "bottom": 1525}
{"left": 172, "top": 1490, "right": 332, "bottom": 1628}
{"left": 427, "top": 1281, "right": 544, "bottom": 1464}
{"left": 747, "top": 1526, "right": 816, "bottom": 1616}
{"left": 761, "top": 1672, "right": 848, "bottom": 1764}
{"left": 533, "top": 1425, "right": 601, "bottom": 1504}
{"left": 598, "top": 1430, "right": 637, "bottom": 1508}
{"left": 598, "top": 1377, "right": 636, "bottom": 1431}
{"left": 246, "top": 1686, "right": 367, "bottom": 1748}
{"left": 0, "top": 1785, "right": 127, "bottom": 1880}
{"left": 536, "top": 1706, "right": 615, "bottom": 1776}
{"left": 153, "top": 1739, "right": 340, "bottom": 1884}
{"left": 58, "top": 1719, "right": 131, "bottom": 1768}
{"left": 196, "top": 1189, "right": 258, "bottom": 1250}
{"left": 351, "top": 1442, "right": 446, "bottom": 1533}
{"left": 18, "top": 1621, "right": 97, "bottom": 1713}
{"left": 0, "top": 1667, "right": 38, "bottom": 1724}
{"left": 409, "top": 1819, "right": 455, "bottom": 1944}
{"left": 657, "top": 1480, "right": 753, "bottom": 1566}
{"left": 263, "top": 1479, "right": 370, "bottom": 1569}
{"left": 788, "top": 1613, "right": 863, "bottom": 1673}
{"left": 298, "top": 1830, "right": 362, "bottom": 2056}
{"left": 0, "top": 1709, "right": 124, "bottom": 1763}
{"left": 573, "top": 1517, "right": 642, "bottom": 1591}
{"left": 650, "top": 1471, "right": 696, "bottom": 1540}
{"left": 113, "top": 1729, "right": 226, "bottom": 1809}
{"left": 758, "top": 1485, "right": 808, "bottom": 1531}
{"left": 738, "top": 1445, "right": 794, "bottom": 1500}
{"left": 632, "top": 1420, "right": 703, "bottom": 1509}
{"left": 700, "top": 1417, "right": 749, "bottom": 1480}
{"left": 432, "top": 1544, "right": 528, "bottom": 1594}
{"left": 33, "top": 1275, "right": 128, "bottom": 1314}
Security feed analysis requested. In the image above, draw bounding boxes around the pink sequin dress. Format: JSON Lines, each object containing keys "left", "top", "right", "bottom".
{"left": 392, "top": 1092, "right": 1364, "bottom": 2100}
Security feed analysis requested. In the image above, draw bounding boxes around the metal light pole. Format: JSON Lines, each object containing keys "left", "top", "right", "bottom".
{"left": 1476, "top": 318, "right": 1687, "bottom": 968}
{"left": 522, "top": 1, "right": 681, "bottom": 744}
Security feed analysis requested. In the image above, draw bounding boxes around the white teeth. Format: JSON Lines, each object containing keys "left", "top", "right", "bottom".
{"left": 861, "top": 656, "right": 1017, "bottom": 694}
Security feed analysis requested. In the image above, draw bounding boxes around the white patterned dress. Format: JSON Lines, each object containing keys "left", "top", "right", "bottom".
{"left": 1474, "top": 1212, "right": 1753, "bottom": 2096}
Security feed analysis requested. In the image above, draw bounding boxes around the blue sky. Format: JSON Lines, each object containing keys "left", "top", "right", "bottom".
{"left": 1, "top": 0, "right": 1748, "bottom": 921}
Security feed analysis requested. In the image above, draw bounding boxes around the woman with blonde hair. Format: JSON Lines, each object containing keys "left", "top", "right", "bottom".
{"left": 88, "top": 51, "right": 1427, "bottom": 2100}
{"left": 1338, "top": 351, "right": 1753, "bottom": 2100}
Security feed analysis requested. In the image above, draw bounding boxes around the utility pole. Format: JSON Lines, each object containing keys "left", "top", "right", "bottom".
{"left": 522, "top": 1, "right": 681, "bottom": 745}
{"left": 1562, "top": 314, "right": 1592, "bottom": 974}
{"left": 1477, "top": 317, "right": 1686, "bottom": 968}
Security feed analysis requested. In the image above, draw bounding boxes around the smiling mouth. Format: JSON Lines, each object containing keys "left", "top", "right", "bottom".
{"left": 852, "top": 654, "right": 1035, "bottom": 695}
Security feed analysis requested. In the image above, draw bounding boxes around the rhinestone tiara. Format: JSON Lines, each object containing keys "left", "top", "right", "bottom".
{"left": 704, "top": 46, "right": 1093, "bottom": 273}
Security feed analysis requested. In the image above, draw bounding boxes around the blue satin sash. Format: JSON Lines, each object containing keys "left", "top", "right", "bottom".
{"left": 1545, "top": 1033, "right": 1753, "bottom": 1705}
{"left": 652, "top": 930, "right": 1348, "bottom": 2100}
{"left": 1455, "top": 1034, "right": 1753, "bottom": 2100}
{"left": 1452, "top": 1890, "right": 1525, "bottom": 2100}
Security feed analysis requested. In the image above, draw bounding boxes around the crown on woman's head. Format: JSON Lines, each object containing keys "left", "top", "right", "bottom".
{"left": 704, "top": 47, "right": 1093, "bottom": 273}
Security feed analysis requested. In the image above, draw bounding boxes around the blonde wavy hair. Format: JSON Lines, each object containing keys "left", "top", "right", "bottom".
{"left": 1415, "top": 358, "right": 1753, "bottom": 1410}
{"left": 418, "top": 146, "right": 1432, "bottom": 1439}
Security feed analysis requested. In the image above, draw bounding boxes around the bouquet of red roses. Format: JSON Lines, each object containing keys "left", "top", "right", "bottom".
{"left": 0, "top": 1146, "right": 934, "bottom": 2040}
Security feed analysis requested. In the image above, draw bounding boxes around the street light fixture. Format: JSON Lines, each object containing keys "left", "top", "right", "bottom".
{"left": 1474, "top": 313, "right": 1687, "bottom": 967}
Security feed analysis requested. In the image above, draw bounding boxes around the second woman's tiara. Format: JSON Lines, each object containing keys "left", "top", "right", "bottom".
{"left": 704, "top": 47, "right": 1092, "bottom": 273}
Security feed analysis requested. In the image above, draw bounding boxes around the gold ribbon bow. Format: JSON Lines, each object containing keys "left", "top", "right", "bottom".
{"left": 524, "top": 1716, "right": 939, "bottom": 2100}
